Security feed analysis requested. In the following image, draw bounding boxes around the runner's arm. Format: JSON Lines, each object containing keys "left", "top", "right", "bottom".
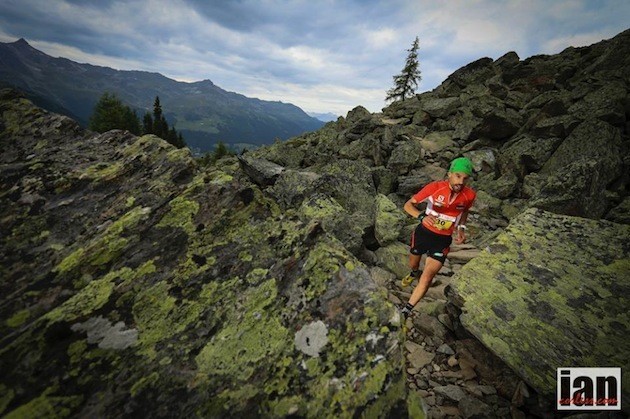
{"left": 404, "top": 197, "right": 424, "bottom": 219}
{"left": 404, "top": 183, "right": 437, "bottom": 219}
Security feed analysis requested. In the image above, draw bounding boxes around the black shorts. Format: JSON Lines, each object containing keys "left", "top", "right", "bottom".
{"left": 409, "top": 224, "right": 452, "bottom": 263}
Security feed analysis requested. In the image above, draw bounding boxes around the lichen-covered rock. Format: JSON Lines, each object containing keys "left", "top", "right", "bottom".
{"left": 496, "top": 134, "right": 563, "bottom": 179}
{"left": 387, "top": 138, "right": 423, "bottom": 175}
{"left": 448, "top": 208, "right": 630, "bottom": 403}
{"left": 374, "top": 194, "right": 406, "bottom": 246}
{"left": 0, "top": 92, "right": 411, "bottom": 418}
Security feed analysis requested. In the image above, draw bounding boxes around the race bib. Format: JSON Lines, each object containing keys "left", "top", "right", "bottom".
{"left": 433, "top": 219, "right": 453, "bottom": 230}
{"left": 427, "top": 210, "right": 456, "bottom": 230}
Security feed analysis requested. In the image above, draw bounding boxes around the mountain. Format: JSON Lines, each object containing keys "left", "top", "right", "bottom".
{"left": 2, "top": 28, "right": 630, "bottom": 417}
{"left": 307, "top": 111, "right": 340, "bottom": 122}
{"left": 0, "top": 38, "right": 324, "bottom": 152}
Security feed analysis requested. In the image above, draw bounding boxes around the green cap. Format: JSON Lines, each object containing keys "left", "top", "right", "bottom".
{"left": 449, "top": 157, "right": 473, "bottom": 175}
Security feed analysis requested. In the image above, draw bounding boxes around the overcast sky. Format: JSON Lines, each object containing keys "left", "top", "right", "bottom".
{"left": 1, "top": 1, "right": 628, "bottom": 116}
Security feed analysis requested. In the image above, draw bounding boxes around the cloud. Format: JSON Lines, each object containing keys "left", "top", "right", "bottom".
{"left": 1, "top": 0, "right": 629, "bottom": 115}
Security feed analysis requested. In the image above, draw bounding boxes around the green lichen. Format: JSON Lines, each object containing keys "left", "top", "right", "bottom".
{"left": 0, "top": 384, "right": 15, "bottom": 415}
{"left": 208, "top": 170, "right": 233, "bottom": 185}
{"left": 3, "top": 387, "right": 83, "bottom": 419}
{"left": 121, "top": 135, "right": 167, "bottom": 159}
{"left": 67, "top": 340, "right": 87, "bottom": 366}
{"left": 196, "top": 314, "right": 289, "bottom": 381}
{"left": 196, "top": 279, "right": 289, "bottom": 381}
{"left": 300, "top": 241, "right": 349, "bottom": 300}
{"left": 299, "top": 195, "right": 345, "bottom": 221}
{"left": 265, "top": 395, "right": 304, "bottom": 417}
{"left": 132, "top": 282, "right": 176, "bottom": 360}
{"left": 132, "top": 278, "right": 211, "bottom": 360}
{"left": 80, "top": 161, "right": 125, "bottom": 182}
{"left": 166, "top": 147, "right": 191, "bottom": 162}
{"left": 6, "top": 308, "right": 30, "bottom": 328}
{"left": 45, "top": 272, "right": 117, "bottom": 323}
{"left": 54, "top": 206, "right": 151, "bottom": 273}
{"left": 245, "top": 268, "right": 268, "bottom": 285}
{"left": 55, "top": 247, "right": 86, "bottom": 274}
{"left": 156, "top": 196, "right": 199, "bottom": 235}
{"left": 130, "top": 372, "right": 159, "bottom": 397}
{"left": 453, "top": 208, "right": 630, "bottom": 395}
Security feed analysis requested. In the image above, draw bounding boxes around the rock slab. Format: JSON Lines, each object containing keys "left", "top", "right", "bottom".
{"left": 449, "top": 208, "right": 630, "bottom": 403}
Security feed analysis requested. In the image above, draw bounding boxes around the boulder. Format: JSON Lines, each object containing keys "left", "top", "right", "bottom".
{"left": 420, "top": 131, "right": 457, "bottom": 154}
{"left": 463, "top": 148, "right": 497, "bottom": 174}
{"left": 605, "top": 197, "right": 630, "bottom": 224}
{"left": 238, "top": 154, "right": 285, "bottom": 186}
{"left": 397, "top": 165, "right": 447, "bottom": 197}
{"left": 531, "top": 160, "right": 618, "bottom": 218}
{"left": 496, "top": 135, "right": 563, "bottom": 179}
{"left": 448, "top": 208, "right": 630, "bottom": 403}
{"left": 387, "top": 138, "right": 423, "bottom": 175}
{"left": 540, "top": 119, "right": 622, "bottom": 180}
{"left": 0, "top": 93, "right": 411, "bottom": 418}
{"left": 269, "top": 169, "right": 321, "bottom": 208}
{"left": 568, "top": 81, "right": 628, "bottom": 125}
{"left": 374, "top": 194, "right": 406, "bottom": 246}
{"left": 470, "top": 106, "right": 522, "bottom": 141}
{"left": 421, "top": 97, "right": 461, "bottom": 119}
{"left": 298, "top": 194, "right": 366, "bottom": 256}
{"left": 374, "top": 242, "right": 410, "bottom": 279}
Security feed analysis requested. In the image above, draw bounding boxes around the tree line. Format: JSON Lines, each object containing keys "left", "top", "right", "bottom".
{"left": 89, "top": 93, "right": 186, "bottom": 148}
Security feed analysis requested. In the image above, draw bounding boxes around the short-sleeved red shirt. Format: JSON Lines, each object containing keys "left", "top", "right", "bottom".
{"left": 412, "top": 180, "right": 476, "bottom": 236}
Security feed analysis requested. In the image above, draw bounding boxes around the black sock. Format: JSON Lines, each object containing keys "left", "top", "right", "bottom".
{"left": 411, "top": 269, "right": 421, "bottom": 278}
{"left": 404, "top": 302, "right": 414, "bottom": 311}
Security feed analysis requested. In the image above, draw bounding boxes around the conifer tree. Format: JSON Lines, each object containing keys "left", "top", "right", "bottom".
{"left": 145, "top": 96, "right": 186, "bottom": 148}
{"left": 89, "top": 92, "right": 141, "bottom": 135}
{"left": 152, "top": 96, "right": 163, "bottom": 138}
{"left": 142, "top": 112, "right": 153, "bottom": 134}
{"left": 386, "top": 36, "right": 421, "bottom": 103}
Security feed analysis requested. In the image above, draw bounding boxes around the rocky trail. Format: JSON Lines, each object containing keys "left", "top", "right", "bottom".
{"left": 386, "top": 246, "right": 527, "bottom": 418}
{"left": 387, "top": 244, "right": 576, "bottom": 419}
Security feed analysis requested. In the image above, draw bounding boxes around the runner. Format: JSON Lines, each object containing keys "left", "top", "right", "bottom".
{"left": 400, "top": 157, "right": 476, "bottom": 318}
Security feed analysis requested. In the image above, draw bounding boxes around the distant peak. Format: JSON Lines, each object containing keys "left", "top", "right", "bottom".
{"left": 14, "top": 38, "right": 30, "bottom": 46}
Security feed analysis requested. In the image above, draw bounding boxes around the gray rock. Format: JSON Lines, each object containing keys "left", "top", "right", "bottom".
{"left": 459, "top": 395, "right": 492, "bottom": 418}
{"left": 269, "top": 169, "right": 321, "bottom": 208}
{"left": 407, "top": 346, "right": 435, "bottom": 369}
{"left": 464, "top": 148, "right": 497, "bottom": 174}
{"left": 238, "top": 154, "right": 285, "bottom": 186}
{"left": 437, "top": 343, "right": 455, "bottom": 355}
{"left": 434, "top": 384, "right": 467, "bottom": 402}
{"left": 605, "top": 197, "right": 630, "bottom": 224}
{"left": 421, "top": 97, "right": 461, "bottom": 119}
{"left": 387, "top": 138, "right": 423, "bottom": 175}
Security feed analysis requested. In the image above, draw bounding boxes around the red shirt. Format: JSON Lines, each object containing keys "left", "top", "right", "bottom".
{"left": 412, "top": 180, "right": 476, "bottom": 236}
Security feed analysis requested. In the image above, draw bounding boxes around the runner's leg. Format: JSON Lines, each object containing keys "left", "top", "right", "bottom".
{"left": 408, "top": 256, "right": 443, "bottom": 306}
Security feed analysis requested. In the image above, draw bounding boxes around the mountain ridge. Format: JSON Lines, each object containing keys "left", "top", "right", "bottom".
{"left": 0, "top": 38, "right": 324, "bottom": 152}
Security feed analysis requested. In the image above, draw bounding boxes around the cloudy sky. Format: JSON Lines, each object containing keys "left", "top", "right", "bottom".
{"left": 1, "top": 1, "right": 628, "bottom": 116}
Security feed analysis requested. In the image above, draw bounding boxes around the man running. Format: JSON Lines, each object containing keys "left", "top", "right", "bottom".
{"left": 400, "top": 157, "right": 476, "bottom": 318}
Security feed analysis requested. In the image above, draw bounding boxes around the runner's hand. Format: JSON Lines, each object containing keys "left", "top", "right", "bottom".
{"left": 454, "top": 228, "right": 466, "bottom": 245}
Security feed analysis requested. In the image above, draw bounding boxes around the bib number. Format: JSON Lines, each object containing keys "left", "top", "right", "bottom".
{"left": 434, "top": 219, "right": 453, "bottom": 230}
